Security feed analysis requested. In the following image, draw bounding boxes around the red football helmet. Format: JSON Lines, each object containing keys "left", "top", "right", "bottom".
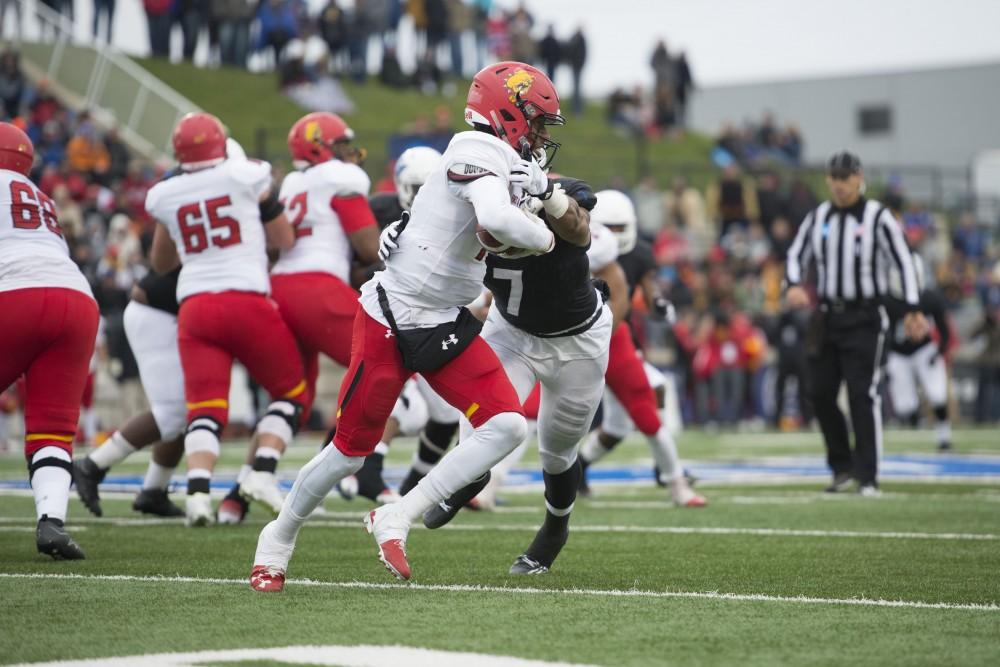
{"left": 172, "top": 112, "right": 227, "bottom": 169}
{"left": 0, "top": 122, "right": 34, "bottom": 176}
{"left": 465, "top": 61, "right": 565, "bottom": 164}
{"left": 288, "top": 112, "right": 355, "bottom": 166}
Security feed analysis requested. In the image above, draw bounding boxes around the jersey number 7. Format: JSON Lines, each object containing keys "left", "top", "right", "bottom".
{"left": 177, "top": 195, "right": 241, "bottom": 253}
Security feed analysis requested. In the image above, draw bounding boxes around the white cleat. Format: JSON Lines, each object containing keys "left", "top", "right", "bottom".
{"left": 363, "top": 503, "right": 412, "bottom": 580}
{"left": 336, "top": 475, "right": 359, "bottom": 500}
{"left": 250, "top": 521, "right": 296, "bottom": 592}
{"left": 185, "top": 492, "right": 215, "bottom": 527}
{"left": 240, "top": 470, "right": 285, "bottom": 515}
{"left": 670, "top": 479, "right": 707, "bottom": 508}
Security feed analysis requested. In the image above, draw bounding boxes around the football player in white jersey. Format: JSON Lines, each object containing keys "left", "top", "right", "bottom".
{"left": 251, "top": 61, "right": 564, "bottom": 591}
{"left": 0, "top": 123, "right": 99, "bottom": 558}
{"left": 147, "top": 112, "right": 309, "bottom": 526}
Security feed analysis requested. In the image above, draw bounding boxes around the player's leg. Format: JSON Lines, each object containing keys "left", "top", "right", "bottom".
{"left": 886, "top": 351, "right": 919, "bottom": 427}
{"left": 365, "top": 336, "right": 527, "bottom": 580}
{"left": 132, "top": 436, "right": 185, "bottom": 517}
{"left": 177, "top": 296, "right": 236, "bottom": 526}
{"left": 512, "top": 353, "right": 607, "bottom": 574}
{"left": 77, "top": 370, "right": 97, "bottom": 446}
{"left": 16, "top": 289, "right": 99, "bottom": 558}
{"left": 580, "top": 390, "right": 631, "bottom": 488}
{"left": 916, "top": 344, "right": 952, "bottom": 451}
{"left": 399, "top": 375, "right": 461, "bottom": 495}
{"left": 230, "top": 294, "right": 309, "bottom": 515}
{"left": 251, "top": 309, "right": 409, "bottom": 591}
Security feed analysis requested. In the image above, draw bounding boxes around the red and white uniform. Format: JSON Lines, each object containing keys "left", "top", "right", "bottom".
{"left": 336, "top": 131, "right": 551, "bottom": 457}
{"left": 0, "top": 169, "right": 99, "bottom": 458}
{"left": 270, "top": 160, "right": 376, "bottom": 401}
{"left": 145, "top": 159, "right": 306, "bottom": 429}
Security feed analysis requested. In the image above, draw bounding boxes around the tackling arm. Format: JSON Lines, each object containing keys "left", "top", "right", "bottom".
{"left": 466, "top": 176, "right": 555, "bottom": 253}
{"left": 594, "top": 261, "right": 630, "bottom": 330}
{"left": 150, "top": 224, "right": 180, "bottom": 274}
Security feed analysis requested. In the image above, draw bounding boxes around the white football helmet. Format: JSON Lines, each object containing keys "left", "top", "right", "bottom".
{"left": 394, "top": 146, "right": 443, "bottom": 211}
{"left": 591, "top": 189, "right": 638, "bottom": 255}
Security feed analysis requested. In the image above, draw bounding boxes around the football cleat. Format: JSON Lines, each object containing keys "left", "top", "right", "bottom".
{"left": 335, "top": 475, "right": 359, "bottom": 501}
{"left": 670, "top": 479, "right": 707, "bottom": 508}
{"left": 938, "top": 441, "right": 953, "bottom": 452}
{"left": 72, "top": 458, "right": 106, "bottom": 517}
{"left": 422, "top": 471, "right": 491, "bottom": 529}
{"left": 132, "top": 488, "right": 184, "bottom": 517}
{"left": 36, "top": 516, "right": 85, "bottom": 560}
{"left": 509, "top": 554, "right": 549, "bottom": 575}
{"left": 239, "top": 470, "right": 285, "bottom": 515}
{"left": 217, "top": 495, "right": 249, "bottom": 525}
{"left": 364, "top": 506, "right": 411, "bottom": 581}
{"left": 857, "top": 483, "right": 882, "bottom": 498}
{"left": 376, "top": 487, "right": 401, "bottom": 504}
{"left": 824, "top": 472, "right": 854, "bottom": 493}
{"left": 185, "top": 492, "right": 214, "bottom": 527}
{"left": 250, "top": 565, "right": 286, "bottom": 592}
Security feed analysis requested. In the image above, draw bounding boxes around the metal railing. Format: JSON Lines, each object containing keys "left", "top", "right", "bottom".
{"left": 4, "top": 0, "right": 199, "bottom": 161}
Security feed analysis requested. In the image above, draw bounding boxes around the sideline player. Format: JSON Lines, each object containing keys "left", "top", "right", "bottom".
{"left": 147, "top": 112, "right": 308, "bottom": 526}
{"left": 72, "top": 268, "right": 186, "bottom": 518}
{"left": 0, "top": 122, "right": 100, "bottom": 558}
{"left": 251, "top": 62, "right": 562, "bottom": 590}
{"left": 579, "top": 190, "right": 705, "bottom": 507}
{"left": 424, "top": 177, "right": 620, "bottom": 574}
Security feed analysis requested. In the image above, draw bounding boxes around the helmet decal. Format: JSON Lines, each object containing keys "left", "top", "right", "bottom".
{"left": 504, "top": 69, "right": 535, "bottom": 104}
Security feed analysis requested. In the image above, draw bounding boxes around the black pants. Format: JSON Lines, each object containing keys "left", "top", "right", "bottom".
{"left": 806, "top": 306, "right": 886, "bottom": 485}
{"left": 774, "top": 357, "right": 812, "bottom": 425}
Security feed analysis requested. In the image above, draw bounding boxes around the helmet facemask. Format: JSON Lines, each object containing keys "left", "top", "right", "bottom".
{"left": 519, "top": 100, "right": 564, "bottom": 168}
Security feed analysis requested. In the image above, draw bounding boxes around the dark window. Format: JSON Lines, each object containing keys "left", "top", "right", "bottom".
{"left": 858, "top": 105, "right": 892, "bottom": 135}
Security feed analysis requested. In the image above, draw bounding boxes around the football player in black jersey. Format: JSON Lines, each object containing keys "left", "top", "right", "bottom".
{"left": 579, "top": 190, "right": 705, "bottom": 507}
{"left": 73, "top": 268, "right": 186, "bottom": 518}
{"left": 425, "top": 174, "right": 627, "bottom": 574}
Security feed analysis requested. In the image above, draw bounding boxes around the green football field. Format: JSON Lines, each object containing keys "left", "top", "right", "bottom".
{"left": 1, "top": 429, "right": 998, "bottom": 666}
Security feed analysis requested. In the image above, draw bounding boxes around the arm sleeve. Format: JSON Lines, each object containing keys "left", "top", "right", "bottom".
{"left": 331, "top": 194, "right": 378, "bottom": 234}
{"left": 464, "top": 176, "right": 553, "bottom": 252}
{"left": 785, "top": 209, "right": 815, "bottom": 287}
{"left": 877, "top": 208, "right": 920, "bottom": 306}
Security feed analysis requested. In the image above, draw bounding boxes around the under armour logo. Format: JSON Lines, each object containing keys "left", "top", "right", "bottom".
{"left": 385, "top": 329, "right": 394, "bottom": 339}
{"left": 441, "top": 334, "right": 459, "bottom": 350}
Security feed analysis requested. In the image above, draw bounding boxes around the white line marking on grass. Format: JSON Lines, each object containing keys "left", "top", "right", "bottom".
{"left": 0, "top": 572, "right": 996, "bottom": 613}
{"left": 0, "top": 526, "right": 87, "bottom": 532}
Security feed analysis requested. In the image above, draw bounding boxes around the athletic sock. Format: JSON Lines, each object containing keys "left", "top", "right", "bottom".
{"left": 88, "top": 431, "right": 136, "bottom": 470}
{"left": 273, "top": 444, "right": 363, "bottom": 544}
{"left": 400, "top": 420, "right": 458, "bottom": 495}
{"left": 934, "top": 406, "right": 951, "bottom": 446}
{"left": 580, "top": 431, "right": 612, "bottom": 465}
{"left": 187, "top": 468, "right": 211, "bottom": 495}
{"left": 356, "top": 443, "right": 388, "bottom": 500}
{"left": 30, "top": 446, "right": 71, "bottom": 522}
{"left": 142, "top": 461, "right": 174, "bottom": 491}
{"left": 648, "top": 426, "right": 681, "bottom": 480}
{"left": 252, "top": 446, "right": 281, "bottom": 473}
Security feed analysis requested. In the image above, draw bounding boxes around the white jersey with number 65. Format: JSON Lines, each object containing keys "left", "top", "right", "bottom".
{"left": 146, "top": 158, "right": 273, "bottom": 302}
{"left": 0, "top": 169, "right": 92, "bottom": 297}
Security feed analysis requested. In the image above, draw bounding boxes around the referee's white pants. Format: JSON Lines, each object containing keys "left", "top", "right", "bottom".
{"left": 887, "top": 344, "right": 948, "bottom": 416}
{"left": 122, "top": 301, "right": 186, "bottom": 441}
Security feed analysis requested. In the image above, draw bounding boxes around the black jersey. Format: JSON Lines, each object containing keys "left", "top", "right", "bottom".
{"left": 484, "top": 177, "right": 602, "bottom": 337}
{"left": 884, "top": 288, "right": 950, "bottom": 356}
{"left": 617, "top": 239, "right": 656, "bottom": 299}
{"left": 369, "top": 192, "right": 405, "bottom": 231}
{"left": 137, "top": 267, "right": 181, "bottom": 315}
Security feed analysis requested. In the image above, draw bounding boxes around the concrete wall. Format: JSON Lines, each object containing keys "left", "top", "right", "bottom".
{"left": 688, "top": 62, "right": 1000, "bottom": 170}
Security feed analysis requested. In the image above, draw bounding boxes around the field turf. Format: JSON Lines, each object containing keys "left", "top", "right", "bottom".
{"left": 1, "top": 429, "right": 998, "bottom": 666}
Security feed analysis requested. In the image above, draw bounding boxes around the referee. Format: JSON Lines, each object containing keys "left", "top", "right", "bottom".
{"left": 785, "top": 151, "right": 927, "bottom": 496}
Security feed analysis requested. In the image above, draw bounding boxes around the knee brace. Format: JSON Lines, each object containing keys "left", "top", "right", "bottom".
{"left": 256, "top": 399, "right": 303, "bottom": 444}
{"left": 27, "top": 445, "right": 72, "bottom": 481}
{"left": 185, "top": 417, "right": 221, "bottom": 456}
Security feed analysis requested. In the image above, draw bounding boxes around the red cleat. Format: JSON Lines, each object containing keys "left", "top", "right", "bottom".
{"left": 364, "top": 507, "right": 412, "bottom": 581}
{"left": 250, "top": 565, "right": 286, "bottom": 592}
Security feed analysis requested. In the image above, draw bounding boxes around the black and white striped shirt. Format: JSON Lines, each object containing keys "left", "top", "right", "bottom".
{"left": 786, "top": 197, "right": 920, "bottom": 307}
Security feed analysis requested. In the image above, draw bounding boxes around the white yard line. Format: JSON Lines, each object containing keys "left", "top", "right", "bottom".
{"left": 0, "top": 515, "right": 994, "bottom": 540}
{"left": 0, "top": 572, "right": 995, "bottom": 613}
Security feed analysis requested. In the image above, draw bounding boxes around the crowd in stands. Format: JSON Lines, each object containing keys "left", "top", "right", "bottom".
{"left": 606, "top": 39, "right": 694, "bottom": 137}
{"left": 712, "top": 112, "right": 804, "bottom": 168}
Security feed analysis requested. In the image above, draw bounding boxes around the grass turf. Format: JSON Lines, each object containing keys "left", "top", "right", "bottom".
{"left": 0, "top": 429, "right": 998, "bottom": 666}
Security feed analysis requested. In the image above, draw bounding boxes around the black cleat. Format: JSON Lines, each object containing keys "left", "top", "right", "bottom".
{"left": 36, "top": 516, "right": 85, "bottom": 560}
{"left": 132, "top": 488, "right": 184, "bottom": 517}
{"left": 72, "top": 458, "right": 106, "bottom": 517}
{"left": 509, "top": 522, "right": 568, "bottom": 575}
{"left": 423, "top": 471, "right": 491, "bottom": 529}
{"left": 938, "top": 441, "right": 953, "bottom": 452}
{"left": 824, "top": 472, "right": 854, "bottom": 493}
{"left": 355, "top": 454, "right": 390, "bottom": 502}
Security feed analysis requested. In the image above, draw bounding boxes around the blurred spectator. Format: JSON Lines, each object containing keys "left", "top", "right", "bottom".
{"left": 215, "top": 0, "right": 257, "bottom": 68}
{"left": 952, "top": 211, "right": 988, "bottom": 263}
{"left": 144, "top": 0, "right": 172, "bottom": 57}
{"left": 785, "top": 176, "right": 818, "bottom": 228}
{"left": 539, "top": 25, "right": 560, "bottom": 80}
{"left": 772, "top": 305, "right": 812, "bottom": 427}
{"left": 424, "top": 0, "right": 449, "bottom": 70}
{"left": 650, "top": 40, "right": 673, "bottom": 90}
{"left": 485, "top": 8, "right": 510, "bottom": 61}
{"left": 564, "top": 27, "right": 586, "bottom": 114}
{"left": 103, "top": 126, "right": 131, "bottom": 183}
{"left": 379, "top": 46, "right": 410, "bottom": 87}
{"left": 0, "top": 0, "right": 21, "bottom": 37}
{"left": 67, "top": 118, "right": 110, "bottom": 182}
{"left": 652, "top": 82, "right": 674, "bottom": 132}
{"left": 175, "top": 0, "right": 209, "bottom": 62}
{"left": 507, "top": 3, "right": 535, "bottom": 64}
{"left": 256, "top": 0, "right": 298, "bottom": 65}
{"left": 755, "top": 170, "right": 786, "bottom": 238}
{"left": 706, "top": 164, "right": 759, "bottom": 238}
{"left": 0, "top": 49, "right": 25, "bottom": 119}
{"left": 92, "top": 0, "right": 115, "bottom": 42}
{"left": 606, "top": 87, "right": 641, "bottom": 135}
{"left": 663, "top": 175, "right": 711, "bottom": 261}
{"left": 972, "top": 274, "right": 1000, "bottom": 423}
{"left": 673, "top": 51, "right": 694, "bottom": 127}
{"left": 471, "top": 0, "right": 492, "bottom": 69}
{"left": 632, "top": 176, "right": 664, "bottom": 238}
{"left": 446, "top": 0, "right": 471, "bottom": 77}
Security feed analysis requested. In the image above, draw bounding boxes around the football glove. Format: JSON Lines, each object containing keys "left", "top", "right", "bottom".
{"left": 378, "top": 211, "right": 409, "bottom": 262}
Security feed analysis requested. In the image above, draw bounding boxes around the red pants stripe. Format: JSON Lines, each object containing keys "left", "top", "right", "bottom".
{"left": 177, "top": 291, "right": 307, "bottom": 428}
{"left": 604, "top": 323, "right": 661, "bottom": 436}
{"left": 332, "top": 309, "right": 523, "bottom": 457}
{"left": 0, "top": 287, "right": 99, "bottom": 458}
{"left": 270, "top": 272, "right": 357, "bottom": 420}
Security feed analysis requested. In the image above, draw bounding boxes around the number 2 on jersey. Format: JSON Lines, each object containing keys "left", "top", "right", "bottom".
{"left": 283, "top": 192, "right": 311, "bottom": 238}
{"left": 177, "top": 195, "right": 241, "bottom": 253}
{"left": 493, "top": 268, "right": 523, "bottom": 316}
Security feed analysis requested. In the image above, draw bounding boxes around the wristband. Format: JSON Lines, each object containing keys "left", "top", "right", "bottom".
{"left": 541, "top": 186, "right": 570, "bottom": 219}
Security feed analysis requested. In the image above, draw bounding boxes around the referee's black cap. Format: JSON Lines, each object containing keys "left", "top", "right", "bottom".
{"left": 828, "top": 151, "right": 862, "bottom": 178}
